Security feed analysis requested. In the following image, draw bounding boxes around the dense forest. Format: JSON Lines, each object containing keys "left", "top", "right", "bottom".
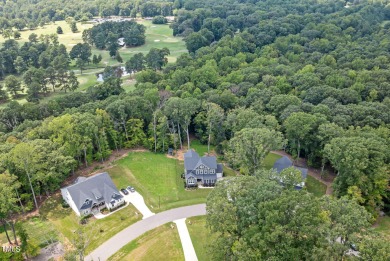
{"left": 0, "top": 0, "right": 389, "bottom": 259}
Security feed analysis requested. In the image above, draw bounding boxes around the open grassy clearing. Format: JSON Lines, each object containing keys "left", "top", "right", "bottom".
{"left": 108, "top": 152, "right": 210, "bottom": 211}
{"left": 0, "top": 19, "right": 186, "bottom": 106}
{"left": 305, "top": 175, "right": 327, "bottom": 197}
{"left": 108, "top": 222, "right": 184, "bottom": 261}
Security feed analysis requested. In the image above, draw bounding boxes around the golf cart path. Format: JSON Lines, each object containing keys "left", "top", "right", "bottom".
{"left": 85, "top": 204, "right": 206, "bottom": 261}
{"left": 174, "top": 218, "right": 198, "bottom": 261}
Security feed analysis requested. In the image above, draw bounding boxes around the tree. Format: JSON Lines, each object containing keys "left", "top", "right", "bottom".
{"left": 145, "top": 48, "right": 170, "bottom": 70}
{"left": 324, "top": 136, "right": 388, "bottom": 214}
{"left": 13, "top": 31, "right": 21, "bottom": 39}
{"left": 227, "top": 128, "right": 285, "bottom": 174}
{"left": 4, "top": 75, "right": 22, "bottom": 98}
{"left": 205, "top": 103, "right": 225, "bottom": 153}
{"left": 76, "top": 58, "right": 86, "bottom": 74}
{"left": 0, "top": 85, "right": 8, "bottom": 102}
{"left": 115, "top": 51, "right": 123, "bottom": 63}
{"left": 56, "top": 26, "right": 63, "bottom": 34}
{"left": 206, "top": 174, "right": 372, "bottom": 260}
{"left": 185, "top": 32, "right": 209, "bottom": 53}
{"left": 0, "top": 173, "right": 20, "bottom": 245}
{"left": 125, "top": 53, "right": 145, "bottom": 75}
{"left": 283, "top": 112, "right": 326, "bottom": 160}
{"left": 28, "top": 33, "right": 38, "bottom": 43}
{"left": 11, "top": 143, "right": 39, "bottom": 210}
{"left": 3, "top": 28, "right": 12, "bottom": 39}
{"left": 70, "top": 21, "right": 78, "bottom": 33}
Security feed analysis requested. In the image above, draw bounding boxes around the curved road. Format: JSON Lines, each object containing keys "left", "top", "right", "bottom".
{"left": 85, "top": 204, "right": 206, "bottom": 261}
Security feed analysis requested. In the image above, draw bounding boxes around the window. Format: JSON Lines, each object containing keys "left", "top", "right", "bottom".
{"left": 188, "top": 177, "right": 196, "bottom": 185}
{"left": 210, "top": 169, "right": 215, "bottom": 174}
{"left": 200, "top": 170, "right": 203, "bottom": 174}
{"left": 196, "top": 170, "right": 199, "bottom": 175}
{"left": 204, "top": 170, "right": 208, "bottom": 174}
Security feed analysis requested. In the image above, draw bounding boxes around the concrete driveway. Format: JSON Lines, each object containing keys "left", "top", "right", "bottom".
{"left": 121, "top": 191, "right": 155, "bottom": 219}
{"left": 85, "top": 204, "right": 206, "bottom": 261}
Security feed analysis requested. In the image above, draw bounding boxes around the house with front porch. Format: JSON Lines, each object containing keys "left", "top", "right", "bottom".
{"left": 184, "top": 150, "right": 223, "bottom": 187}
{"left": 61, "top": 172, "right": 125, "bottom": 216}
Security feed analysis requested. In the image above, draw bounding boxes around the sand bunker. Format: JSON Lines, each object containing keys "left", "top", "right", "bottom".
{"left": 154, "top": 39, "right": 160, "bottom": 42}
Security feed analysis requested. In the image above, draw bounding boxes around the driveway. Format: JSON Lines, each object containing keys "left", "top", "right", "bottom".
{"left": 121, "top": 191, "right": 155, "bottom": 219}
{"left": 85, "top": 204, "right": 206, "bottom": 261}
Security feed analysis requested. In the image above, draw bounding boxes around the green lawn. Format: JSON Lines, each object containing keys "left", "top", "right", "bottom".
{"left": 305, "top": 175, "right": 327, "bottom": 197}
{"left": 263, "top": 153, "right": 282, "bottom": 170}
{"left": 0, "top": 19, "right": 187, "bottom": 105}
{"left": 187, "top": 216, "right": 215, "bottom": 261}
{"left": 38, "top": 194, "right": 141, "bottom": 253}
{"left": 108, "top": 223, "right": 184, "bottom": 261}
{"left": 374, "top": 215, "right": 390, "bottom": 239}
{"left": 190, "top": 140, "right": 215, "bottom": 156}
{"left": 108, "top": 152, "right": 211, "bottom": 211}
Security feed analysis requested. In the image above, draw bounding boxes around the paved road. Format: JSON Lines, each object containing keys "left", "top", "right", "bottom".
{"left": 85, "top": 204, "right": 206, "bottom": 261}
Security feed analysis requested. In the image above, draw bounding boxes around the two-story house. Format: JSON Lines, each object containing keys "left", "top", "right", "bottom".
{"left": 184, "top": 149, "right": 223, "bottom": 187}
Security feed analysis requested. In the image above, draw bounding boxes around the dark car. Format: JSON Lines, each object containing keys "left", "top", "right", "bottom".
{"left": 127, "top": 186, "right": 135, "bottom": 193}
{"left": 120, "top": 188, "right": 129, "bottom": 195}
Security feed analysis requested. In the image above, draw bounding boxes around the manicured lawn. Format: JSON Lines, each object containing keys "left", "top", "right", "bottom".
{"left": 190, "top": 140, "right": 215, "bottom": 156}
{"left": 305, "top": 175, "right": 327, "bottom": 197}
{"left": 108, "top": 223, "right": 184, "bottom": 261}
{"left": 38, "top": 194, "right": 141, "bottom": 253}
{"left": 187, "top": 216, "right": 215, "bottom": 261}
{"left": 1, "top": 19, "right": 186, "bottom": 105}
{"left": 0, "top": 21, "right": 93, "bottom": 50}
{"left": 108, "top": 152, "right": 211, "bottom": 211}
{"left": 263, "top": 153, "right": 282, "bottom": 170}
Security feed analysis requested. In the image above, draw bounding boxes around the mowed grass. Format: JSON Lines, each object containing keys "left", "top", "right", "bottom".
{"left": 38, "top": 194, "right": 141, "bottom": 253}
{"left": 108, "top": 152, "right": 211, "bottom": 211}
{"left": 0, "top": 21, "right": 93, "bottom": 51}
{"left": 187, "top": 216, "right": 215, "bottom": 261}
{"left": 305, "top": 175, "right": 327, "bottom": 197}
{"left": 108, "top": 223, "right": 184, "bottom": 261}
{"left": 190, "top": 140, "right": 214, "bottom": 156}
{"left": 0, "top": 19, "right": 186, "bottom": 105}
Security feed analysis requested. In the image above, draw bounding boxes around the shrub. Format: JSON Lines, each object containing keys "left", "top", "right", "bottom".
{"left": 152, "top": 16, "right": 168, "bottom": 24}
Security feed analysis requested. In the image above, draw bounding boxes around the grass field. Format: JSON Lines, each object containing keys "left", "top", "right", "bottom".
{"left": 0, "top": 19, "right": 186, "bottom": 106}
{"left": 108, "top": 223, "right": 184, "bottom": 261}
{"left": 305, "top": 175, "right": 327, "bottom": 197}
{"left": 108, "top": 152, "right": 211, "bottom": 211}
{"left": 187, "top": 216, "right": 215, "bottom": 261}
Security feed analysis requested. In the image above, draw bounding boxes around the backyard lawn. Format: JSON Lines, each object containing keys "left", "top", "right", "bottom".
{"left": 108, "top": 152, "right": 211, "bottom": 211}
{"left": 374, "top": 215, "right": 390, "bottom": 239}
{"left": 305, "top": 175, "right": 327, "bottom": 197}
{"left": 108, "top": 223, "right": 184, "bottom": 261}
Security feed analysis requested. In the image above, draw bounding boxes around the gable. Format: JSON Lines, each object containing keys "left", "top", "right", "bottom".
{"left": 64, "top": 172, "right": 122, "bottom": 212}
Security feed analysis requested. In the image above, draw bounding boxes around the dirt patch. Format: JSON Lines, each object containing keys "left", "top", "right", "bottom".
{"left": 272, "top": 150, "right": 335, "bottom": 195}
{"left": 32, "top": 242, "right": 64, "bottom": 261}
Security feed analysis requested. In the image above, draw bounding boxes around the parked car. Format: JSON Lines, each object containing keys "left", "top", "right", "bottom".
{"left": 120, "top": 188, "right": 129, "bottom": 195}
{"left": 127, "top": 186, "right": 135, "bottom": 193}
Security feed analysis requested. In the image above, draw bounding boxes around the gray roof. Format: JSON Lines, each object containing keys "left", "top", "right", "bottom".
{"left": 184, "top": 149, "right": 217, "bottom": 170}
{"left": 63, "top": 172, "right": 122, "bottom": 212}
{"left": 273, "top": 156, "right": 308, "bottom": 179}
